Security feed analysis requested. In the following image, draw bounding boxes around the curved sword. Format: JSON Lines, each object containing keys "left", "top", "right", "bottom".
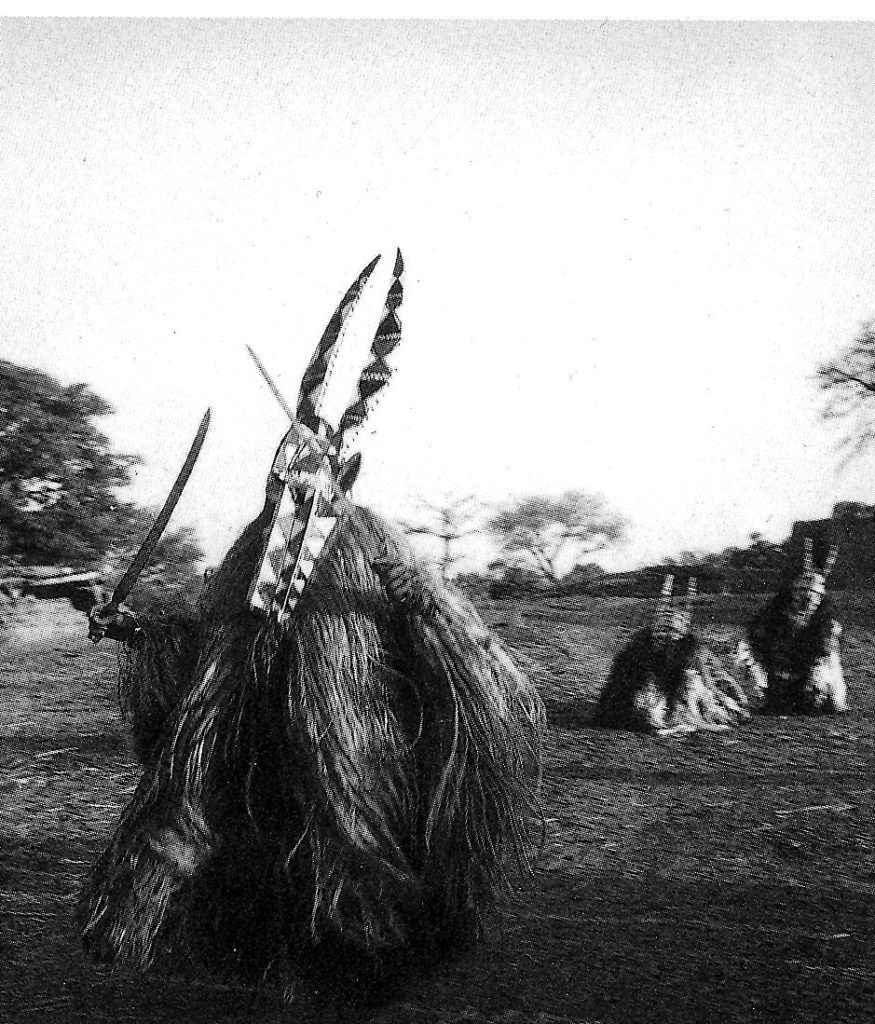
{"left": 89, "top": 409, "right": 211, "bottom": 641}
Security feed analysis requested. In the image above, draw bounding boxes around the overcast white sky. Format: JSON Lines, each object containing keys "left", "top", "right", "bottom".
{"left": 2, "top": 18, "right": 875, "bottom": 573}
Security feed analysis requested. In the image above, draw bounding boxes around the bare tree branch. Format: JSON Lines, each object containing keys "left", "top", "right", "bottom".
{"left": 818, "top": 367, "right": 875, "bottom": 394}
{"left": 396, "top": 493, "right": 486, "bottom": 579}
{"left": 817, "top": 319, "right": 875, "bottom": 466}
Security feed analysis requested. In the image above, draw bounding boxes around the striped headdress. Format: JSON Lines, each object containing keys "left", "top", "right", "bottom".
{"left": 788, "top": 537, "right": 838, "bottom": 629}
{"left": 247, "top": 250, "right": 404, "bottom": 625}
{"left": 652, "top": 573, "right": 697, "bottom": 643}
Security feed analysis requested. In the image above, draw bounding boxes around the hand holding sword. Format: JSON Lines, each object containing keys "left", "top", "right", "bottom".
{"left": 88, "top": 601, "right": 140, "bottom": 643}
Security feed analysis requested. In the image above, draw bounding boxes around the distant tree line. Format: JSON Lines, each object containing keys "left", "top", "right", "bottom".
{"left": 398, "top": 487, "right": 793, "bottom": 599}
{"left": 397, "top": 489, "right": 632, "bottom": 597}
{"left": 654, "top": 533, "right": 788, "bottom": 596}
{"left": 475, "top": 531, "right": 789, "bottom": 600}
{"left": 10, "top": 302, "right": 875, "bottom": 620}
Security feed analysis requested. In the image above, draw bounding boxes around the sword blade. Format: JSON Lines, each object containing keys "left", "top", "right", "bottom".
{"left": 108, "top": 408, "right": 211, "bottom": 609}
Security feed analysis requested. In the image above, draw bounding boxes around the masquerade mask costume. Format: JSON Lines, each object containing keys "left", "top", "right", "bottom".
{"left": 79, "top": 253, "right": 545, "bottom": 1001}
{"left": 594, "top": 575, "right": 750, "bottom": 736}
{"left": 738, "top": 539, "right": 847, "bottom": 715}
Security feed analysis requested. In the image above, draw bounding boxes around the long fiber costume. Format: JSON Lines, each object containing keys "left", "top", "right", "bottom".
{"left": 593, "top": 630, "right": 749, "bottom": 734}
{"left": 79, "top": 502, "right": 545, "bottom": 995}
{"left": 593, "top": 630, "right": 701, "bottom": 732}
{"left": 746, "top": 589, "right": 837, "bottom": 714}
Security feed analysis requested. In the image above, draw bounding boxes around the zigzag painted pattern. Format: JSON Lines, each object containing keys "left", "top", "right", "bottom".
{"left": 296, "top": 255, "right": 381, "bottom": 428}
{"left": 250, "top": 250, "right": 403, "bottom": 623}
{"left": 251, "top": 470, "right": 341, "bottom": 623}
{"left": 272, "top": 485, "right": 339, "bottom": 623}
{"left": 336, "top": 250, "right": 404, "bottom": 455}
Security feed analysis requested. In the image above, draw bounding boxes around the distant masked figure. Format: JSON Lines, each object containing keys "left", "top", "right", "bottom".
{"left": 593, "top": 575, "right": 751, "bottom": 736}
{"left": 79, "top": 252, "right": 545, "bottom": 1000}
{"left": 736, "top": 538, "right": 847, "bottom": 715}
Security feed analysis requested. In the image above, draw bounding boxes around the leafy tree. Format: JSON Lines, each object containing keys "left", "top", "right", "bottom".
{"left": 818, "top": 319, "right": 875, "bottom": 463}
{"left": 487, "top": 489, "right": 629, "bottom": 583}
{"left": 0, "top": 359, "right": 204, "bottom": 612}
{"left": 0, "top": 359, "right": 138, "bottom": 566}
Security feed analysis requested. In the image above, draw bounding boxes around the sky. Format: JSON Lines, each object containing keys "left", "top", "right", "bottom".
{"left": 2, "top": 18, "right": 875, "bottom": 574}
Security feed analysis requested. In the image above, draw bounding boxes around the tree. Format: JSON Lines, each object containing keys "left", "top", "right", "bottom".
{"left": 817, "top": 319, "right": 875, "bottom": 463}
{"left": 487, "top": 489, "right": 629, "bottom": 583}
{"left": 0, "top": 359, "right": 138, "bottom": 566}
{"left": 398, "top": 494, "right": 484, "bottom": 580}
{"left": 0, "top": 359, "right": 204, "bottom": 612}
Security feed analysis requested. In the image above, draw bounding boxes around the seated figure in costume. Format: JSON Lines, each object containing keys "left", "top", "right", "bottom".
{"left": 79, "top": 252, "right": 545, "bottom": 1001}
{"left": 593, "top": 575, "right": 750, "bottom": 736}
{"left": 735, "top": 538, "right": 847, "bottom": 715}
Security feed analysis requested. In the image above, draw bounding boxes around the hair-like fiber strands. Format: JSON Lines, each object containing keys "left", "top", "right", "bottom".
{"left": 748, "top": 587, "right": 836, "bottom": 675}
{"left": 79, "top": 502, "right": 545, "bottom": 1001}
{"left": 746, "top": 587, "right": 838, "bottom": 713}
{"left": 593, "top": 629, "right": 750, "bottom": 734}
{"left": 593, "top": 630, "right": 699, "bottom": 730}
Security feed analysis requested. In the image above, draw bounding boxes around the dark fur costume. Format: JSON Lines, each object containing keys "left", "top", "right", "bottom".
{"left": 745, "top": 587, "right": 838, "bottom": 714}
{"left": 592, "top": 630, "right": 701, "bottom": 732}
{"left": 79, "top": 500, "right": 545, "bottom": 998}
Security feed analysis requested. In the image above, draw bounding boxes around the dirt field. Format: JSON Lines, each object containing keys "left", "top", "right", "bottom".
{"left": 2, "top": 596, "right": 873, "bottom": 1023}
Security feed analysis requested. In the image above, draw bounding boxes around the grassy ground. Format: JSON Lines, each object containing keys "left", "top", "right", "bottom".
{"left": 1, "top": 597, "right": 873, "bottom": 1023}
